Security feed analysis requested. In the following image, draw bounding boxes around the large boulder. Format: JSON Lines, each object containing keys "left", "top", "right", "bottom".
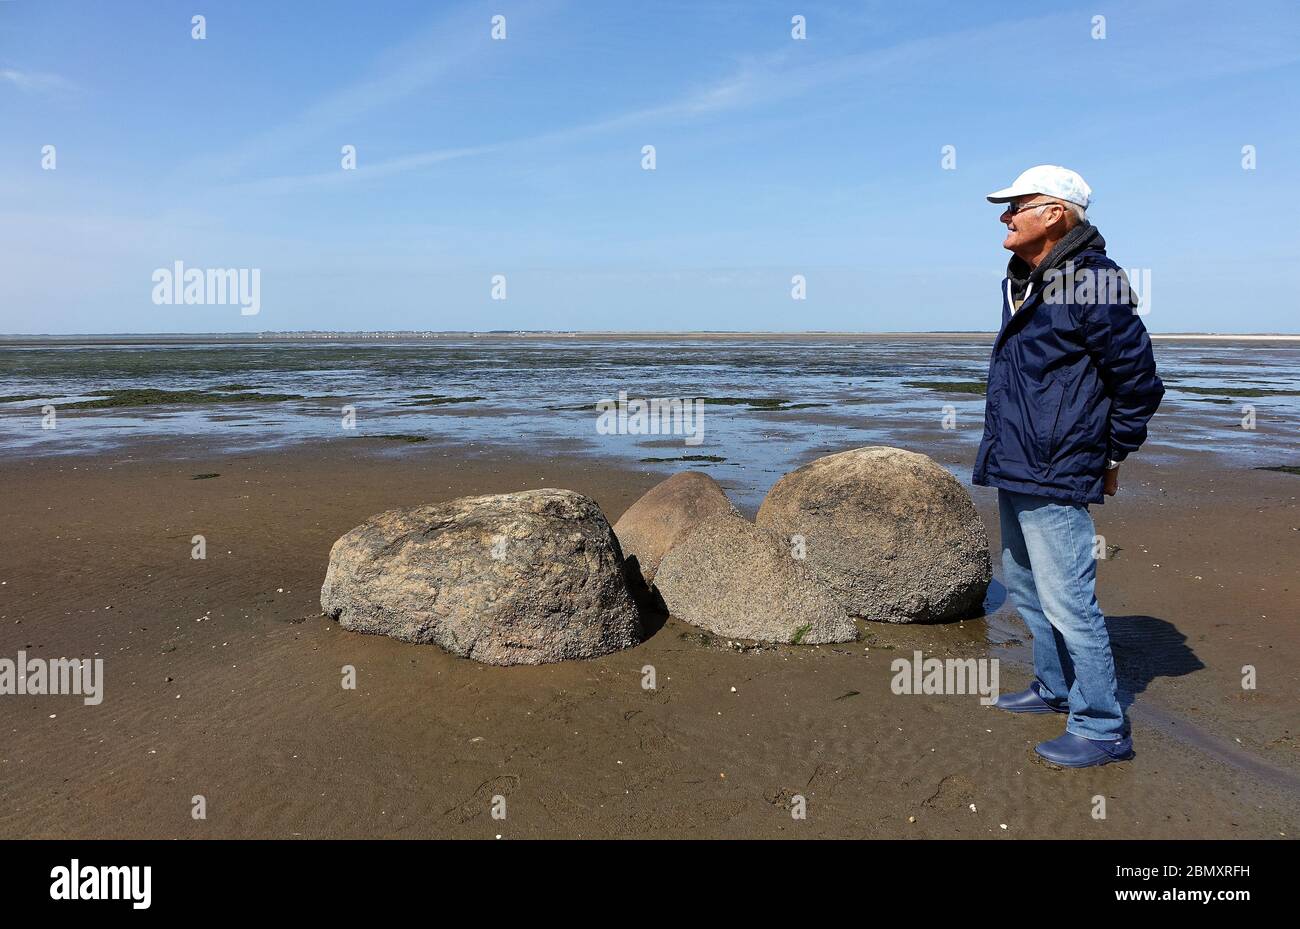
{"left": 320, "top": 489, "right": 642, "bottom": 665}
{"left": 613, "top": 471, "right": 741, "bottom": 583}
{"left": 756, "top": 446, "right": 990, "bottom": 623}
{"left": 653, "top": 514, "right": 857, "bottom": 644}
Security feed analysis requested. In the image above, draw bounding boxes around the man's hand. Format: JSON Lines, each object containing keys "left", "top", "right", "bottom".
{"left": 1104, "top": 464, "right": 1120, "bottom": 496}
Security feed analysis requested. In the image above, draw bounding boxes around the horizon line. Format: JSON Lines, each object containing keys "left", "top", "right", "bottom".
{"left": 2, "top": 330, "right": 1299, "bottom": 341}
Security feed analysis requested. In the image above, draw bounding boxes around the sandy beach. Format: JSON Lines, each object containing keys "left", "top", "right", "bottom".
{"left": 1, "top": 431, "right": 1295, "bottom": 839}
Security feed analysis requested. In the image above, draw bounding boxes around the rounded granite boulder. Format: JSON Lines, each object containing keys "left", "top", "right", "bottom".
{"left": 652, "top": 513, "right": 857, "bottom": 644}
{"left": 613, "top": 470, "right": 741, "bottom": 583}
{"left": 756, "top": 446, "right": 991, "bottom": 623}
{"left": 320, "top": 489, "right": 642, "bottom": 665}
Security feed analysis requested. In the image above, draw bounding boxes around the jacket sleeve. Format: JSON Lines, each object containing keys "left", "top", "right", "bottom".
{"left": 1079, "top": 291, "right": 1165, "bottom": 463}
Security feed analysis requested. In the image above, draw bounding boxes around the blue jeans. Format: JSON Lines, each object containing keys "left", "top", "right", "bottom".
{"left": 998, "top": 489, "right": 1127, "bottom": 740}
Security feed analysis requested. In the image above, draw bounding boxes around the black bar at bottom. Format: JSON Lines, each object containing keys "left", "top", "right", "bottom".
{"left": 0, "top": 838, "right": 1288, "bottom": 915}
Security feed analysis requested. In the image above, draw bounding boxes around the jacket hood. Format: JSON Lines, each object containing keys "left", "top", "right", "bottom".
{"left": 1007, "top": 222, "right": 1105, "bottom": 300}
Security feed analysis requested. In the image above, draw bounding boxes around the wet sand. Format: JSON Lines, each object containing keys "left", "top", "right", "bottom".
{"left": 0, "top": 437, "right": 1295, "bottom": 838}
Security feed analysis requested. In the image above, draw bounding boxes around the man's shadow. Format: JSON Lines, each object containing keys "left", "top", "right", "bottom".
{"left": 1106, "top": 615, "right": 1205, "bottom": 711}
{"left": 985, "top": 580, "right": 1204, "bottom": 713}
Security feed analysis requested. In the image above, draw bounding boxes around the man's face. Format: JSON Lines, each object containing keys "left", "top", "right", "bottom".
{"left": 1000, "top": 196, "right": 1063, "bottom": 254}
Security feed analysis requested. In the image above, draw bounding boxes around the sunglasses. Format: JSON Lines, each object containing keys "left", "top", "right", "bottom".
{"left": 1002, "top": 199, "right": 1065, "bottom": 217}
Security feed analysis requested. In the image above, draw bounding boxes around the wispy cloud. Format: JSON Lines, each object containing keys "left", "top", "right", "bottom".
{"left": 217, "top": 69, "right": 771, "bottom": 196}
{"left": 180, "top": 0, "right": 565, "bottom": 181}
{"left": 214, "top": 23, "right": 984, "bottom": 195}
{"left": 0, "top": 67, "right": 77, "bottom": 94}
{"left": 197, "top": 2, "right": 997, "bottom": 197}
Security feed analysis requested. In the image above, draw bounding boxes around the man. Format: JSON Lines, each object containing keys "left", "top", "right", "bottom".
{"left": 973, "top": 165, "right": 1164, "bottom": 768}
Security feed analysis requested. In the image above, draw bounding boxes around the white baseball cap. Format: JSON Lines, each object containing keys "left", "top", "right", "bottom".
{"left": 986, "top": 164, "right": 1092, "bottom": 209}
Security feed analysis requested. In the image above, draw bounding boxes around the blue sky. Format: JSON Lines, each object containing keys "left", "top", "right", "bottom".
{"left": 2, "top": 0, "right": 1298, "bottom": 334}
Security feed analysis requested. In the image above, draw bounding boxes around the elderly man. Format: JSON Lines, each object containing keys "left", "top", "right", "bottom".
{"left": 973, "top": 165, "right": 1164, "bottom": 768}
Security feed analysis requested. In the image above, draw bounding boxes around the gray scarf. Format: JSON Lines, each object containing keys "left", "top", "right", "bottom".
{"left": 1007, "top": 222, "right": 1104, "bottom": 302}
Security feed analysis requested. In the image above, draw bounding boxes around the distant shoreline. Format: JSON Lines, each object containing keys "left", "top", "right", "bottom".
{"left": 2, "top": 331, "right": 1298, "bottom": 345}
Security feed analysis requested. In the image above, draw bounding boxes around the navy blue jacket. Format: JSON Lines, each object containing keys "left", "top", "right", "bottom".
{"left": 973, "top": 245, "right": 1164, "bottom": 505}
